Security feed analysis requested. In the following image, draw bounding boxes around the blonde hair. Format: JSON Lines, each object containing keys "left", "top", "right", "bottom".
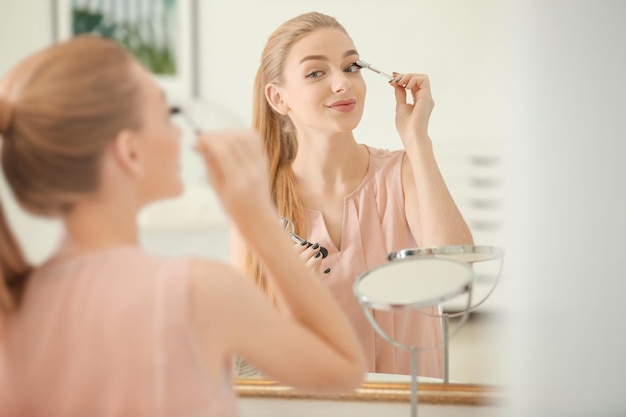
{"left": 249, "top": 12, "right": 349, "bottom": 298}
{"left": 0, "top": 36, "right": 143, "bottom": 333}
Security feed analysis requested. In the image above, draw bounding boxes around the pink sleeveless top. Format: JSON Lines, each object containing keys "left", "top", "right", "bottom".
{"left": 304, "top": 147, "right": 443, "bottom": 377}
{"left": 0, "top": 246, "right": 238, "bottom": 417}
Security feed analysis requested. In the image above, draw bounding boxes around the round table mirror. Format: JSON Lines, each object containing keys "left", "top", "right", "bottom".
{"left": 386, "top": 245, "right": 504, "bottom": 387}
{"left": 387, "top": 245, "right": 504, "bottom": 314}
{"left": 354, "top": 256, "right": 474, "bottom": 417}
{"left": 355, "top": 257, "right": 474, "bottom": 310}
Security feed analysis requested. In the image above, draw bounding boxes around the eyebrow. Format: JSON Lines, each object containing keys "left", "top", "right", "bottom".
{"left": 299, "top": 49, "right": 359, "bottom": 65}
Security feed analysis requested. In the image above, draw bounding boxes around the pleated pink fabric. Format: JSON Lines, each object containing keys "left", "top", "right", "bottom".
{"left": 305, "top": 147, "right": 444, "bottom": 377}
{"left": 0, "top": 247, "right": 238, "bottom": 417}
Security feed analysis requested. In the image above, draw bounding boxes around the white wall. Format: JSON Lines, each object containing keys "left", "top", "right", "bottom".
{"left": 198, "top": 0, "right": 507, "bottom": 148}
{"left": 0, "top": 0, "right": 60, "bottom": 263}
{"left": 0, "top": 1, "right": 52, "bottom": 76}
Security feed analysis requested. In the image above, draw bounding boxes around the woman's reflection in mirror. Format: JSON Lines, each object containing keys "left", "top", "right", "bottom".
{"left": 231, "top": 12, "right": 473, "bottom": 378}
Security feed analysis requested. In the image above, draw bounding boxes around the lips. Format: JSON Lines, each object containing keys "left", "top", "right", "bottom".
{"left": 328, "top": 99, "right": 357, "bottom": 112}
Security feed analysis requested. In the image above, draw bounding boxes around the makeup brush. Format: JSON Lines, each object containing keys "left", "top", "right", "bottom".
{"left": 170, "top": 105, "right": 201, "bottom": 133}
{"left": 280, "top": 217, "right": 329, "bottom": 259}
{"left": 355, "top": 60, "right": 394, "bottom": 81}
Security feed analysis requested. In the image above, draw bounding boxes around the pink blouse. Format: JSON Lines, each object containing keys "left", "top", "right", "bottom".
{"left": 0, "top": 247, "right": 238, "bottom": 417}
{"left": 304, "top": 147, "right": 444, "bottom": 377}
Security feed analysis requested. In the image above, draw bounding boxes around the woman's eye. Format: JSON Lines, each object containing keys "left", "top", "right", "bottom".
{"left": 344, "top": 64, "right": 361, "bottom": 73}
{"left": 306, "top": 70, "right": 324, "bottom": 78}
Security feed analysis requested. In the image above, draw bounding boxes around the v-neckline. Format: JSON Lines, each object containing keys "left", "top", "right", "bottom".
{"left": 303, "top": 146, "right": 373, "bottom": 252}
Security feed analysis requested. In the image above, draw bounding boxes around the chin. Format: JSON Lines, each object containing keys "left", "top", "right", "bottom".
{"left": 338, "top": 114, "right": 363, "bottom": 131}
{"left": 333, "top": 121, "right": 361, "bottom": 133}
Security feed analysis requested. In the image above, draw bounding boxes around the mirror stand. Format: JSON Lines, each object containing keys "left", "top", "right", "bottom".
{"left": 387, "top": 245, "right": 505, "bottom": 384}
{"left": 354, "top": 256, "right": 475, "bottom": 417}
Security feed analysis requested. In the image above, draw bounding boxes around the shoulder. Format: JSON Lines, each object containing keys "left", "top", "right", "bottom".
{"left": 121, "top": 248, "right": 196, "bottom": 285}
{"left": 365, "top": 146, "right": 406, "bottom": 173}
{"left": 186, "top": 258, "right": 268, "bottom": 364}
{"left": 188, "top": 259, "right": 250, "bottom": 314}
{"left": 362, "top": 145, "right": 406, "bottom": 187}
{"left": 36, "top": 246, "right": 194, "bottom": 281}
{"left": 365, "top": 145, "right": 405, "bottom": 161}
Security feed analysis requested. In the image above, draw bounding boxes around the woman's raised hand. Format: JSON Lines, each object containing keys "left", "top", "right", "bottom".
{"left": 390, "top": 73, "right": 435, "bottom": 146}
{"left": 194, "top": 130, "right": 273, "bottom": 225}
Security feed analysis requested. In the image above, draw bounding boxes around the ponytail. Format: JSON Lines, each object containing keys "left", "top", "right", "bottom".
{"left": 0, "top": 198, "right": 32, "bottom": 335}
{"left": 246, "top": 67, "right": 305, "bottom": 301}
{"left": 0, "top": 98, "right": 32, "bottom": 334}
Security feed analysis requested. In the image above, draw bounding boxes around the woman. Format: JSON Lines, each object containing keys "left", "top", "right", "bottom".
{"left": 232, "top": 12, "right": 473, "bottom": 377}
{"left": 0, "top": 36, "right": 365, "bottom": 416}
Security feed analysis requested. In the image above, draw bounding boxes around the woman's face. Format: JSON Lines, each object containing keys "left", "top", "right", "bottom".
{"left": 273, "top": 28, "right": 366, "bottom": 135}
{"left": 133, "top": 64, "right": 183, "bottom": 202}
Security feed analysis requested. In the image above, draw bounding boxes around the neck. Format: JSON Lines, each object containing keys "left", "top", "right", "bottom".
{"left": 292, "top": 130, "right": 368, "bottom": 187}
{"left": 58, "top": 192, "right": 140, "bottom": 256}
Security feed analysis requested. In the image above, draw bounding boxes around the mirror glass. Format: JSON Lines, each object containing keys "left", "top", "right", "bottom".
{"left": 127, "top": 0, "right": 513, "bottom": 386}
{"left": 193, "top": 0, "right": 510, "bottom": 388}
{"left": 355, "top": 257, "right": 473, "bottom": 309}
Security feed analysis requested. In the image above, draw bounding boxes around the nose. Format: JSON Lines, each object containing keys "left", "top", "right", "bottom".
{"left": 332, "top": 70, "right": 351, "bottom": 94}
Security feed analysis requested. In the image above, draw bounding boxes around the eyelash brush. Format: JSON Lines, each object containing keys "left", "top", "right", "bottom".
{"left": 355, "top": 60, "right": 395, "bottom": 81}
{"left": 170, "top": 105, "right": 201, "bottom": 133}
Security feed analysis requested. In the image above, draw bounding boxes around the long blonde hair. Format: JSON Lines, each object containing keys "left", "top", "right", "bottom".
{"left": 249, "top": 12, "right": 349, "bottom": 298}
{"left": 0, "top": 36, "right": 142, "bottom": 333}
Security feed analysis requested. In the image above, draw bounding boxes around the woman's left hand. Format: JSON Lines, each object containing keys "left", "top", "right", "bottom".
{"left": 390, "top": 73, "right": 434, "bottom": 146}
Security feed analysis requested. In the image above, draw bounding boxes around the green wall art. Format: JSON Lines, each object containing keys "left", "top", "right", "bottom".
{"left": 54, "top": 0, "right": 198, "bottom": 99}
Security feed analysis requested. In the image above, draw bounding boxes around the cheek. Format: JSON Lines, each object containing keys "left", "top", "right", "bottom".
{"left": 164, "top": 125, "right": 182, "bottom": 153}
{"left": 147, "top": 130, "right": 180, "bottom": 173}
{"left": 355, "top": 77, "right": 367, "bottom": 98}
{"left": 285, "top": 89, "right": 315, "bottom": 115}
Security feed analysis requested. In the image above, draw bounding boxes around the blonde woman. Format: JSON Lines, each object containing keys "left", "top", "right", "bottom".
{"left": 0, "top": 36, "right": 365, "bottom": 416}
{"left": 232, "top": 12, "right": 473, "bottom": 377}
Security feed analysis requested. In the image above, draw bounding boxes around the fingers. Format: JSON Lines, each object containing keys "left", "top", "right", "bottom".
{"left": 390, "top": 73, "right": 429, "bottom": 89}
{"left": 393, "top": 80, "right": 408, "bottom": 108}
{"left": 197, "top": 130, "right": 262, "bottom": 172}
{"left": 390, "top": 73, "right": 432, "bottom": 104}
{"left": 292, "top": 240, "right": 330, "bottom": 275}
{"left": 293, "top": 240, "right": 323, "bottom": 260}
{"left": 304, "top": 246, "right": 324, "bottom": 270}
{"left": 193, "top": 129, "right": 274, "bottom": 226}
{"left": 194, "top": 135, "right": 223, "bottom": 187}
{"left": 194, "top": 129, "right": 267, "bottom": 191}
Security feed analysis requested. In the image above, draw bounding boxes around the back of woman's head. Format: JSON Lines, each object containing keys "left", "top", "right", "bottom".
{"left": 248, "top": 12, "right": 349, "bottom": 297}
{"left": 0, "top": 35, "right": 143, "bottom": 327}
{"left": 0, "top": 35, "right": 142, "bottom": 215}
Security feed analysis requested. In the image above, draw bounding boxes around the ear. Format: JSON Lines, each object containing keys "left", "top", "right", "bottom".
{"left": 265, "top": 83, "right": 290, "bottom": 115}
{"left": 110, "top": 129, "right": 143, "bottom": 178}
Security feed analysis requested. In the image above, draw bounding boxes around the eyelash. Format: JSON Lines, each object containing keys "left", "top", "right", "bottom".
{"left": 306, "top": 70, "right": 324, "bottom": 78}
{"left": 305, "top": 63, "right": 361, "bottom": 78}
{"left": 345, "top": 63, "right": 361, "bottom": 73}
